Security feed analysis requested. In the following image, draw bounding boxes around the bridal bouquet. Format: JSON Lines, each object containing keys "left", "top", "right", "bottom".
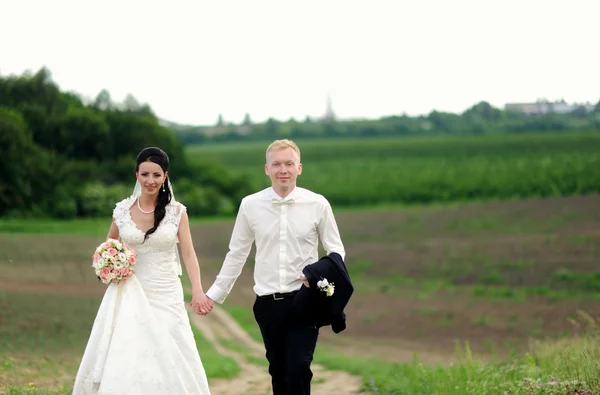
{"left": 92, "top": 238, "right": 136, "bottom": 284}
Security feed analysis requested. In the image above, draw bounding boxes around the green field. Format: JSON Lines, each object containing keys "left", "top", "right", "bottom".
{"left": 186, "top": 132, "right": 600, "bottom": 206}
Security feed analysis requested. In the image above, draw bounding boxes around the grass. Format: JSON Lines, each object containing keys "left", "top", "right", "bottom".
{"left": 0, "top": 216, "right": 224, "bottom": 235}
{"left": 1, "top": 387, "right": 70, "bottom": 395}
{"left": 354, "top": 271, "right": 600, "bottom": 303}
{"left": 189, "top": 324, "right": 241, "bottom": 379}
{"left": 0, "top": 291, "right": 101, "bottom": 392}
{"left": 0, "top": 289, "right": 239, "bottom": 393}
{"left": 0, "top": 218, "right": 111, "bottom": 235}
{"left": 223, "top": 301, "right": 600, "bottom": 394}
{"left": 321, "top": 335, "right": 600, "bottom": 394}
{"left": 222, "top": 304, "right": 264, "bottom": 343}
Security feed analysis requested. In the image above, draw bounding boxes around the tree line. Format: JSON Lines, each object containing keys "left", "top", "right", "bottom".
{"left": 2, "top": 67, "right": 599, "bottom": 219}
{"left": 0, "top": 68, "right": 255, "bottom": 219}
{"left": 173, "top": 100, "right": 600, "bottom": 145}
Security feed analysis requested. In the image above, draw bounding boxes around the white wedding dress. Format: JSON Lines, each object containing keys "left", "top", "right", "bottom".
{"left": 72, "top": 197, "right": 211, "bottom": 394}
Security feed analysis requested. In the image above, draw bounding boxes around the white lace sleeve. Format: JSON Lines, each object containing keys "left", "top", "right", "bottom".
{"left": 164, "top": 202, "right": 187, "bottom": 229}
{"left": 113, "top": 197, "right": 132, "bottom": 230}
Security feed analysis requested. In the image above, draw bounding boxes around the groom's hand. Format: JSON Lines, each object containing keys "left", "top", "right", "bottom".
{"left": 299, "top": 275, "right": 310, "bottom": 288}
{"left": 205, "top": 296, "right": 215, "bottom": 310}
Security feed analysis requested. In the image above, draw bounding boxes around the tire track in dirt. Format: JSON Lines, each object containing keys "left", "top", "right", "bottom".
{"left": 187, "top": 305, "right": 363, "bottom": 395}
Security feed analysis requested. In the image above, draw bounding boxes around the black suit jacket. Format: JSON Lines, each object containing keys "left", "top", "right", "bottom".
{"left": 293, "top": 252, "right": 353, "bottom": 333}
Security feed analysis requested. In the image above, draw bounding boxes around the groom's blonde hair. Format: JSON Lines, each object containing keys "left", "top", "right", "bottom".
{"left": 266, "top": 139, "right": 301, "bottom": 163}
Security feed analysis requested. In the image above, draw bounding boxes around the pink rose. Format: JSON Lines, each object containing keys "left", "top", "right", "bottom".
{"left": 100, "top": 274, "right": 108, "bottom": 282}
{"left": 101, "top": 268, "right": 110, "bottom": 276}
{"left": 93, "top": 252, "right": 100, "bottom": 262}
{"left": 123, "top": 243, "right": 130, "bottom": 250}
{"left": 127, "top": 271, "right": 134, "bottom": 277}
{"left": 107, "top": 248, "right": 117, "bottom": 257}
{"left": 103, "top": 242, "right": 111, "bottom": 248}
{"left": 120, "top": 267, "right": 129, "bottom": 276}
{"left": 128, "top": 256, "right": 136, "bottom": 265}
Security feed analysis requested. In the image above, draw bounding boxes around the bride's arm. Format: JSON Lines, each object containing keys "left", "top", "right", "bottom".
{"left": 177, "top": 211, "right": 204, "bottom": 296}
{"left": 107, "top": 218, "right": 119, "bottom": 240}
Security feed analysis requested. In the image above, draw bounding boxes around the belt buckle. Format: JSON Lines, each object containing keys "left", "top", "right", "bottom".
{"left": 273, "top": 293, "right": 284, "bottom": 300}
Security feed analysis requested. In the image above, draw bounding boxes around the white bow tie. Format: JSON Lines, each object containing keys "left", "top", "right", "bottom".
{"left": 271, "top": 198, "right": 295, "bottom": 205}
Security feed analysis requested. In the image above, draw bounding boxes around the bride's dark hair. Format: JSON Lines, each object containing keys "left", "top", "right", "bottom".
{"left": 135, "top": 147, "right": 172, "bottom": 241}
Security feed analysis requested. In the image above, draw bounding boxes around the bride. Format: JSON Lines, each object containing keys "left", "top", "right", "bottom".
{"left": 72, "top": 147, "right": 212, "bottom": 394}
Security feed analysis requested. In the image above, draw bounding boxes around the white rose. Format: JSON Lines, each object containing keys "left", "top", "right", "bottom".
{"left": 118, "top": 252, "right": 126, "bottom": 262}
{"left": 94, "top": 258, "right": 105, "bottom": 269}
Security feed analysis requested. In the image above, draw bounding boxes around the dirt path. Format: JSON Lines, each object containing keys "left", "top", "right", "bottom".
{"left": 187, "top": 305, "right": 363, "bottom": 395}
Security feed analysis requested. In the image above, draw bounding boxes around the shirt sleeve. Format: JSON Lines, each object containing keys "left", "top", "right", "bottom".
{"left": 205, "top": 200, "right": 254, "bottom": 304}
{"left": 317, "top": 198, "right": 346, "bottom": 260}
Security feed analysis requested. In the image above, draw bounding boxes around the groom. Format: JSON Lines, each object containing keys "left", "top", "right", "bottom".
{"left": 200, "top": 139, "right": 346, "bottom": 395}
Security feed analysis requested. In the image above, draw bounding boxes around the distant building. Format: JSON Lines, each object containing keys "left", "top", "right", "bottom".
{"left": 323, "top": 93, "right": 336, "bottom": 122}
{"left": 505, "top": 99, "right": 595, "bottom": 115}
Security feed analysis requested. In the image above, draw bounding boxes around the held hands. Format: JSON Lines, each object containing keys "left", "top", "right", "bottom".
{"left": 190, "top": 290, "right": 215, "bottom": 316}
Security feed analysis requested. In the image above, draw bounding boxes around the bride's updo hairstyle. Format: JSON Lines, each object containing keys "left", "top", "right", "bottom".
{"left": 136, "top": 147, "right": 172, "bottom": 240}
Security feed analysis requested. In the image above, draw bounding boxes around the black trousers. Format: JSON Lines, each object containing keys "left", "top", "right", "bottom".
{"left": 253, "top": 294, "right": 319, "bottom": 395}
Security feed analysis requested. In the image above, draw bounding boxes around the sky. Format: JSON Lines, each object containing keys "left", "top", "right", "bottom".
{"left": 2, "top": 0, "right": 599, "bottom": 126}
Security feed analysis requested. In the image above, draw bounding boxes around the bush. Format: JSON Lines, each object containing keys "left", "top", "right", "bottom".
{"left": 79, "top": 182, "right": 131, "bottom": 217}
{"left": 45, "top": 186, "right": 78, "bottom": 219}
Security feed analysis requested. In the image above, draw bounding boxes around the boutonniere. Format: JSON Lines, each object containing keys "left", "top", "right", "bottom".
{"left": 317, "top": 278, "right": 335, "bottom": 297}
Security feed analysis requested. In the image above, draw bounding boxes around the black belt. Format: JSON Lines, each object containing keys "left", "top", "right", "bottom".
{"left": 258, "top": 291, "right": 298, "bottom": 300}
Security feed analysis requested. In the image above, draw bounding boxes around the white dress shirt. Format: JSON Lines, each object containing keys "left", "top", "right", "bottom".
{"left": 205, "top": 186, "right": 346, "bottom": 304}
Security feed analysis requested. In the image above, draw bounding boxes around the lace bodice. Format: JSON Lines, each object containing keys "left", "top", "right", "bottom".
{"left": 113, "top": 197, "right": 186, "bottom": 277}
